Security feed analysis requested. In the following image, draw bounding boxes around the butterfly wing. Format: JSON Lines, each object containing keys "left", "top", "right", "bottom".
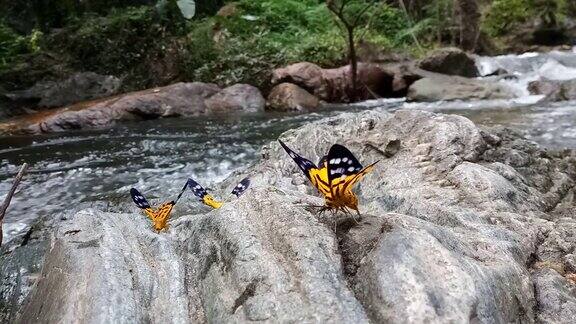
{"left": 279, "top": 140, "right": 332, "bottom": 198}
{"left": 187, "top": 178, "right": 208, "bottom": 200}
{"left": 187, "top": 178, "right": 223, "bottom": 208}
{"left": 279, "top": 140, "right": 319, "bottom": 181}
{"left": 318, "top": 155, "right": 327, "bottom": 168}
{"left": 231, "top": 177, "right": 251, "bottom": 197}
{"left": 327, "top": 144, "right": 378, "bottom": 193}
{"left": 130, "top": 188, "right": 151, "bottom": 209}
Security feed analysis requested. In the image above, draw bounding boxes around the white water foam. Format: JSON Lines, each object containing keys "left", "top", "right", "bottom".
{"left": 476, "top": 49, "right": 576, "bottom": 99}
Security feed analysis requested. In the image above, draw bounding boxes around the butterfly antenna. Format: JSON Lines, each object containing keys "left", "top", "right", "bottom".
{"left": 174, "top": 180, "right": 188, "bottom": 204}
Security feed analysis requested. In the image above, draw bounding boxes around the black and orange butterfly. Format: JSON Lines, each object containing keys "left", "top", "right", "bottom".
{"left": 130, "top": 181, "right": 187, "bottom": 231}
{"left": 279, "top": 140, "right": 378, "bottom": 215}
{"left": 187, "top": 176, "right": 251, "bottom": 209}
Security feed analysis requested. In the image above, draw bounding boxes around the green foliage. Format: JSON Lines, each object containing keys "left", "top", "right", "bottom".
{"left": 49, "top": 7, "right": 180, "bottom": 89}
{"left": 484, "top": 0, "right": 534, "bottom": 36}
{"left": 185, "top": 0, "right": 349, "bottom": 87}
{"left": 0, "top": 22, "right": 43, "bottom": 70}
{"left": 364, "top": 3, "right": 410, "bottom": 46}
{"left": 181, "top": 0, "right": 420, "bottom": 88}
{"left": 484, "top": 0, "right": 571, "bottom": 36}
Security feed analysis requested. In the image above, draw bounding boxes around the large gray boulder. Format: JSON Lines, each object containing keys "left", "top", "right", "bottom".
{"left": 266, "top": 83, "right": 320, "bottom": 112}
{"left": 205, "top": 84, "right": 265, "bottom": 113}
{"left": 9, "top": 110, "right": 576, "bottom": 322}
{"left": 418, "top": 47, "right": 479, "bottom": 77}
{"left": 407, "top": 76, "right": 516, "bottom": 102}
{"left": 0, "top": 82, "right": 265, "bottom": 135}
{"left": 271, "top": 62, "right": 394, "bottom": 102}
{"left": 6, "top": 72, "right": 122, "bottom": 108}
{"left": 528, "top": 78, "right": 576, "bottom": 101}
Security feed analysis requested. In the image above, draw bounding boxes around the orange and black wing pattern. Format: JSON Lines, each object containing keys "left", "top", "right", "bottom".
{"left": 130, "top": 186, "right": 181, "bottom": 231}
{"left": 148, "top": 201, "right": 174, "bottom": 231}
{"left": 187, "top": 178, "right": 223, "bottom": 209}
{"left": 326, "top": 144, "right": 378, "bottom": 203}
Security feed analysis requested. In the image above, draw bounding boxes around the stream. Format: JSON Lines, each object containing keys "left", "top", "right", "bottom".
{"left": 1, "top": 49, "right": 576, "bottom": 244}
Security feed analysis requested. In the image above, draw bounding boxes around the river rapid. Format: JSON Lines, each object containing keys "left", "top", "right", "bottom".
{"left": 1, "top": 49, "right": 576, "bottom": 244}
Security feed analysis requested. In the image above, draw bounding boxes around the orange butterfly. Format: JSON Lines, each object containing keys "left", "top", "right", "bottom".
{"left": 187, "top": 177, "right": 251, "bottom": 209}
{"left": 279, "top": 140, "right": 378, "bottom": 215}
{"left": 130, "top": 182, "right": 186, "bottom": 231}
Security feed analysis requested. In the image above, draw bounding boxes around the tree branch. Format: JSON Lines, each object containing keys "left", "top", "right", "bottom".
{"left": 352, "top": 1, "right": 376, "bottom": 28}
{"left": 0, "top": 163, "right": 28, "bottom": 246}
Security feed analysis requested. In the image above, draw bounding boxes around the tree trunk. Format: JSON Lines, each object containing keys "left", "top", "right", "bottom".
{"left": 455, "top": 0, "right": 481, "bottom": 52}
{"left": 347, "top": 26, "right": 358, "bottom": 102}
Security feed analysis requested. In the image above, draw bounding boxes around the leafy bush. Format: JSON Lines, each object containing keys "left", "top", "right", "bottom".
{"left": 0, "top": 22, "right": 42, "bottom": 70}
{"left": 52, "top": 6, "right": 175, "bottom": 88}
{"left": 484, "top": 0, "right": 533, "bottom": 36}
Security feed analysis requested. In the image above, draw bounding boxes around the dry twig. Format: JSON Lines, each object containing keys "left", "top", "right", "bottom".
{"left": 0, "top": 163, "right": 29, "bottom": 246}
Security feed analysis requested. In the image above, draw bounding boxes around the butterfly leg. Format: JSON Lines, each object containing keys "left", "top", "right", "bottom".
{"left": 348, "top": 207, "right": 361, "bottom": 225}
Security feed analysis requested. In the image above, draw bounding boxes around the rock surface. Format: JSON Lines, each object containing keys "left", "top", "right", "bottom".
{"left": 205, "top": 84, "right": 265, "bottom": 113}
{"left": 266, "top": 83, "right": 320, "bottom": 112}
{"left": 6, "top": 109, "right": 576, "bottom": 323}
{"left": 407, "top": 75, "right": 516, "bottom": 101}
{"left": 418, "top": 47, "right": 480, "bottom": 77}
{"left": 5, "top": 72, "right": 121, "bottom": 108}
{"left": 0, "top": 82, "right": 266, "bottom": 134}
{"left": 271, "top": 62, "right": 394, "bottom": 102}
{"left": 528, "top": 78, "right": 576, "bottom": 101}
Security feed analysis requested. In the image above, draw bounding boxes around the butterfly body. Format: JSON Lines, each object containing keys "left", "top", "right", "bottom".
{"left": 279, "top": 140, "right": 378, "bottom": 215}
{"left": 187, "top": 177, "right": 251, "bottom": 209}
{"left": 130, "top": 181, "right": 187, "bottom": 231}
{"left": 144, "top": 202, "right": 174, "bottom": 231}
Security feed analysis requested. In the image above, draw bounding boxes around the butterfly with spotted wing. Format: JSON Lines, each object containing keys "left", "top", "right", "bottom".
{"left": 130, "top": 181, "right": 187, "bottom": 231}
{"left": 279, "top": 140, "right": 378, "bottom": 215}
{"left": 187, "top": 177, "right": 251, "bottom": 209}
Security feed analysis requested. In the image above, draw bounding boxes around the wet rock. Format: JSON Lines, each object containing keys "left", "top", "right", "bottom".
{"left": 380, "top": 62, "right": 423, "bottom": 97}
{"left": 6, "top": 72, "right": 121, "bottom": 108}
{"left": 9, "top": 109, "right": 576, "bottom": 322}
{"left": 0, "top": 215, "right": 55, "bottom": 323}
{"left": 533, "top": 268, "right": 576, "bottom": 323}
{"left": 271, "top": 62, "right": 394, "bottom": 102}
{"left": 18, "top": 200, "right": 368, "bottom": 322}
{"left": 407, "top": 76, "right": 516, "bottom": 102}
{"left": 17, "top": 209, "right": 202, "bottom": 323}
{"left": 528, "top": 79, "right": 576, "bottom": 101}
{"left": 484, "top": 68, "right": 509, "bottom": 77}
{"left": 266, "top": 83, "right": 320, "bottom": 112}
{"left": 418, "top": 47, "right": 479, "bottom": 77}
{"left": 0, "top": 82, "right": 272, "bottom": 134}
{"left": 205, "top": 84, "right": 265, "bottom": 113}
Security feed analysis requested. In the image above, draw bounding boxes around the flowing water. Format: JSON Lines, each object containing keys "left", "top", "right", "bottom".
{"left": 1, "top": 49, "right": 576, "bottom": 244}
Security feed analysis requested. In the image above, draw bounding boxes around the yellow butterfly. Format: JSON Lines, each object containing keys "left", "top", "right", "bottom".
{"left": 130, "top": 182, "right": 187, "bottom": 231}
{"left": 187, "top": 177, "right": 251, "bottom": 209}
{"left": 279, "top": 140, "right": 378, "bottom": 215}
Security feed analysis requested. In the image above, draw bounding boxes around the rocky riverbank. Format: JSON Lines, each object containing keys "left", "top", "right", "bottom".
{"left": 2, "top": 108, "right": 575, "bottom": 322}
{"left": 0, "top": 47, "right": 525, "bottom": 135}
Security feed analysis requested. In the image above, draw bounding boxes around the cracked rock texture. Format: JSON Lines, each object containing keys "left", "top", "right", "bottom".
{"left": 4, "top": 109, "right": 576, "bottom": 323}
